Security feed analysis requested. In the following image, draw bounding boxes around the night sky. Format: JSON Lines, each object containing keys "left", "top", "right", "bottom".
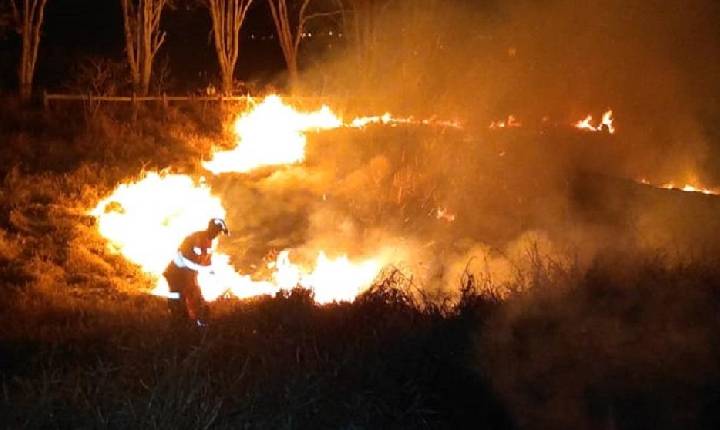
{"left": 1, "top": 0, "right": 292, "bottom": 93}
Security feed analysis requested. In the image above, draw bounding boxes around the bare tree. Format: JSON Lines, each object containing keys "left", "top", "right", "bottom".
{"left": 206, "top": 0, "right": 253, "bottom": 95}
{"left": 120, "top": 0, "right": 169, "bottom": 95}
{"left": 266, "top": 0, "right": 343, "bottom": 90}
{"left": 265, "top": 0, "right": 314, "bottom": 91}
{"left": 9, "top": 0, "right": 49, "bottom": 102}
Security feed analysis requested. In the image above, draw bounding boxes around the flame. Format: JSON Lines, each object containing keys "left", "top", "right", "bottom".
{"left": 268, "top": 250, "right": 382, "bottom": 303}
{"left": 203, "top": 96, "right": 461, "bottom": 175}
{"left": 490, "top": 115, "right": 521, "bottom": 129}
{"left": 436, "top": 207, "right": 456, "bottom": 223}
{"left": 203, "top": 96, "right": 343, "bottom": 174}
{"left": 660, "top": 182, "right": 719, "bottom": 195}
{"left": 90, "top": 172, "right": 386, "bottom": 303}
{"left": 574, "top": 109, "right": 615, "bottom": 134}
{"left": 90, "top": 97, "right": 460, "bottom": 302}
{"left": 637, "top": 177, "right": 719, "bottom": 195}
{"left": 90, "top": 173, "right": 225, "bottom": 277}
{"left": 350, "top": 113, "right": 394, "bottom": 128}
{"left": 88, "top": 173, "right": 244, "bottom": 300}
{"left": 350, "top": 113, "right": 462, "bottom": 129}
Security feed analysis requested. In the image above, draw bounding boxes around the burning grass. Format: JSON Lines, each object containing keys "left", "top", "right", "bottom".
{"left": 2, "top": 103, "right": 720, "bottom": 428}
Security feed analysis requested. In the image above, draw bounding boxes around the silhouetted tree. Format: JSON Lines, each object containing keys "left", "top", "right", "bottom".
{"left": 266, "top": 0, "right": 343, "bottom": 91}
{"left": 266, "top": 0, "right": 316, "bottom": 91}
{"left": 120, "top": 0, "right": 169, "bottom": 95}
{"left": 9, "top": 0, "right": 48, "bottom": 102}
{"left": 206, "top": 0, "right": 254, "bottom": 95}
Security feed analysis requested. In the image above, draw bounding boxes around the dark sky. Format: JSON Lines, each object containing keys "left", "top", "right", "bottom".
{"left": 0, "top": 0, "right": 289, "bottom": 93}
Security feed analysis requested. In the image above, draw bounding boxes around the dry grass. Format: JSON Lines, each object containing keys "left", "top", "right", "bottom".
{"left": 1, "top": 103, "right": 719, "bottom": 429}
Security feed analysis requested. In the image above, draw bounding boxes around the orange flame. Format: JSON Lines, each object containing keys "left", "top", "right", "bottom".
{"left": 574, "top": 109, "right": 615, "bottom": 134}
{"left": 637, "top": 177, "right": 719, "bottom": 195}
{"left": 351, "top": 113, "right": 462, "bottom": 129}
{"left": 490, "top": 115, "right": 521, "bottom": 129}
{"left": 660, "top": 182, "right": 719, "bottom": 195}
{"left": 91, "top": 98, "right": 459, "bottom": 302}
{"left": 203, "top": 96, "right": 461, "bottom": 175}
{"left": 203, "top": 96, "right": 342, "bottom": 174}
{"left": 90, "top": 173, "right": 388, "bottom": 303}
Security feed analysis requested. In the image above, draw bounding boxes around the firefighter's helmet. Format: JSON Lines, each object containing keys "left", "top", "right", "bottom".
{"left": 208, "top": 218, "right": 229, "bottom": 236}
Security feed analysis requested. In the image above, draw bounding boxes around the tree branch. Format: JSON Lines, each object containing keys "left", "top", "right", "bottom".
{"left": 301, "top": 10, "right": 342, "bottom": 28}
{"left": 29, "top": 0, "right": 47, "bottom": 74}
{"left": 152, "top": 29, "right": 166, "bottom": 56}
{"left": 120, "top": 0, "right": 138, "bottom": 78}
{"left": 293, "top": 0, "right": 313, "bottom": 52}
{"left": 9, "top": 0, "right": 20, "bottom": 33}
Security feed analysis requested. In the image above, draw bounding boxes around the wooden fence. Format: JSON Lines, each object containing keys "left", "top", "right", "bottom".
{"left": 42, "top": 91, "right": 334, "bottom": 110}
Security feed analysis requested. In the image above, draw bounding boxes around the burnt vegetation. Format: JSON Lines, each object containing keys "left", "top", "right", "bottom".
{"left": 0, "top": 104, "right": 720, "bottom": 429}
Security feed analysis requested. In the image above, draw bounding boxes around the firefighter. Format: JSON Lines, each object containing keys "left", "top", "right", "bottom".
{"left": 163, "top": 218, "right": 229, "bottom": 326}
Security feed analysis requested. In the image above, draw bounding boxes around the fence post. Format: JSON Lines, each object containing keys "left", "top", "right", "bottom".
{"left": 131, "top": 92, "right": 138, "bottom": 122}
{"left": 162, "top": 92, "right": 168, "bottom": 108}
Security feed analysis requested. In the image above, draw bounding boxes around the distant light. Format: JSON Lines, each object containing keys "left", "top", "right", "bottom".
{"left": 328, "top": 30, "right": 333, "bottom": 36}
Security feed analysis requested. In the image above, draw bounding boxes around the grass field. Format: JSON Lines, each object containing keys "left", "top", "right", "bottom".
{"left": 2, "top": 102, "right": 720, "bottom": 429}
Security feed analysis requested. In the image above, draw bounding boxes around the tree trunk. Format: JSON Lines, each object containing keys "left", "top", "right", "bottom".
{"left": 12, "top": 0, "right": 48, "bottom": 102}
{"left": 266, "top": 0, "right": 312, "bottom": 93}
{"left": 221, "top": 67, "right": 233, "bottom": 95}
{"left": 120, "top": 0, "right": 166, "bottom": 96}
{"left": 207, "top": 0, "right": 254, "bottom": 96}
{"left": 19, "top": 31, "right": 32, "bottom": 101}
{"left": 286, "top": 53, "right": 298, "bottom": 91}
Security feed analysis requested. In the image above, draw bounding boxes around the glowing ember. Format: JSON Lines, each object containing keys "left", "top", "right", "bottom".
{"left": 574, "top": 109, "right": 615, "bottom": 134}
{"left": 350, "top": 113, "right": 394, "bottom": 128}
{"left": 203, "top": 95, "right": 343, "bottom": 174}
{"left": 490, "top": 115, "right": 521, "bottom": 129}
{"left": 660, "top": 183, "right": 719, "bottom": 195}
{"left": 350, "top": 114, "right": 461, "bottom": 129}
{"left": 90, "top": 172, "right": 386, "bottom": 303}
{"left": 436, "top": 207, "right": 456, "bottom": 223}
{"left": 637, "top": 177, "right": 719, "bottom": 195}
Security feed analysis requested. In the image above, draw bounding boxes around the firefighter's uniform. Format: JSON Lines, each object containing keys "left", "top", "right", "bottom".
{"left": 163, "top": 220, "right": 226, "bottom": 325}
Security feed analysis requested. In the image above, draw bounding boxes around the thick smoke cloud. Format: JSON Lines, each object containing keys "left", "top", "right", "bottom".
{"left": 200, "top": 0, "right": 720, "bottom": 300}
{"left": 302, "top": 0, "right": 720, "bottom": 184}
{"left": 196, "top": 2, "right": 720, "bottom": 426}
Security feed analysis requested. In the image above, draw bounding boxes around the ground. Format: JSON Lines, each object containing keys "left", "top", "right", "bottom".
{"left": 1, "top": 102, "right": 720, "bottom": 429}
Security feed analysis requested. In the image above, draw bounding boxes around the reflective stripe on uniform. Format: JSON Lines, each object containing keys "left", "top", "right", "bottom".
{"left": 173, "top": 252, "right": 188, "bottom": 268}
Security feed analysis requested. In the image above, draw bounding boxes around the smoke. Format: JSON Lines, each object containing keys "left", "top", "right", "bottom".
{"left": 191, "top": 0, "right": 720, "bottom": 302}
{"left": 197, "top": 3, "right": 720, "bottom": 426}
{"left": 300, "top": 0, "right": 720, "bottom": 183}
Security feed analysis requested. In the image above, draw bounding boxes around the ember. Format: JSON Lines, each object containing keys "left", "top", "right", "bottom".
{"left": 575, "top": 110, "right": 615, "bottom": 134}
